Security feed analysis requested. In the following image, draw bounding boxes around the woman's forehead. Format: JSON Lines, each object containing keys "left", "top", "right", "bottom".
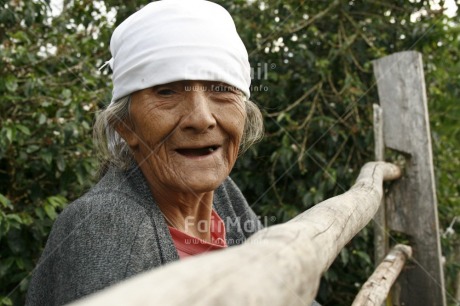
{"left": 154, "top": 80, "right": 233, "bottom": 87}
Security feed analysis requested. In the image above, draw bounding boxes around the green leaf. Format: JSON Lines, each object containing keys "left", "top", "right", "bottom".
{"left": 82, "top": 121, "right": 90, "bottom": 130}
{"left": 0, "top": 296, "right": 14, "bottom": 306}
{"left": 26, "top": 145, "right": 40, "bottom": 154}
{"left": 62, "top": 89, "right": 71, "bottom": 99}
{"left": 5, "top": 75, "right": 18, "bottom": 92}
{"left": 44, "top": 204, "right": 57, "bottom": 220}
{"left": 276, "top": 112, "right": 285, "bottom": 122}
{"left": 41, "top": 151, "right": 53, "bottom": 165}
{"left": 353, "top": 250, "right": 372, "bottom": 266}
{"left": 34, "top": 207, "right": 45, "bottom": 220}
{"left": 38, "top": 113, "right": 47, "bottom": 125}
{"left": 5, "top": 214, "right": 22, "bottom": 230}
{"left": 5, "top": 127, "right": 14, "bottom": 143}
{"left": 46, "top": 195, "right": 68, "bottom": 208}
{"left": 340, "top": 248, "right": 349, "bottom": 266}
{"left": 15, "top": 124, "right": 30, "bottom": 135}
{"left": 15, "top": 258, "right": 24, "bottom": 270}
{"left": 56, "top": 156, "right": 66, "bottom": 172}
{"left": 0, "top": 258, "right": 15, "bottom": 278}
{"left": 0, "top": 194, "right": 13, "bottom": 209}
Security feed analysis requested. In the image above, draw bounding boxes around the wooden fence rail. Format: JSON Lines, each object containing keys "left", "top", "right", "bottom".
{"left": 352, "top": 244, "right": 412, "bottom": 306}
{"left": 70, "top": 162, "right": 400, "bottom": 306}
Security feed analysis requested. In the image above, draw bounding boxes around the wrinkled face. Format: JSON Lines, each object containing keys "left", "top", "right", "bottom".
{"left": 118, "top": 80, "right": 246, "bottom": 194}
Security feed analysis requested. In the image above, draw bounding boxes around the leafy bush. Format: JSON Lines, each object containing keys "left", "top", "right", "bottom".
{"left": 1, "top": 1, "right": 458, "bottom": 305}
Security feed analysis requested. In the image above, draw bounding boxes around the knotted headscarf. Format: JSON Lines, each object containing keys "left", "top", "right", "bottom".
{"left": 105, "top": 0, "right": 251, "bottom": 103}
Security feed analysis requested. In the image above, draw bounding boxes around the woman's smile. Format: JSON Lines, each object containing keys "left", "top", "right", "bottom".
{"left": 174, "top": 145, "right": 221, "bottom": 158}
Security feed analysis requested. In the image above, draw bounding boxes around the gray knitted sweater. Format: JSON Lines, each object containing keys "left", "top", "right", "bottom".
{"left": 25, "top": 166, "right": 263, "bottom": 305}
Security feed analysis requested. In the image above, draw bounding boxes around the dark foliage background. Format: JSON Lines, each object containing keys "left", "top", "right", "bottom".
{"left": 1, "top": 0, "right": 459, "bottom": 305}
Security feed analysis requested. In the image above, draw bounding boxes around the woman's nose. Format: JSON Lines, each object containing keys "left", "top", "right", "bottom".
{"left": 180, "top": 90, "right": 217, "bottom": 132}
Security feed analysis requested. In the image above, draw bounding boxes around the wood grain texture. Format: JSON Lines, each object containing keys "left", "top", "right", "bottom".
{"left": 70, "top": 162, "right": 400, "bottom": 306}
{"left": 372, "top": 104, "right": 387, "bottom": 267}
{"left": 373, "top": 51, "right": 446, "bottom": 306}
{"left": 352, "top": 244, "right": 412, "bottom": 306}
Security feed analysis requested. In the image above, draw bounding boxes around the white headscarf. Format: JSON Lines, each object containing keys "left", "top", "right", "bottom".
{"left": 106, "top": 0, "right": 251, "bottom": 103}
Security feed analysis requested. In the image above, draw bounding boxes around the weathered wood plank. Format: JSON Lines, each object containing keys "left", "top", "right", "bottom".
{"left": 70, "top": 162, "right": 400, "bottom": 306}
{"left": 373, "top": 51, "right": 446, "bottom": 306}
{"left": 352, "top": 244, "right": 412, "bottom": 306}
{"left": 372, "top": 104, "right": 387, "bottom": 267}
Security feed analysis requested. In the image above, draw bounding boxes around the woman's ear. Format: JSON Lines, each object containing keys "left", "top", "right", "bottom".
{"left": 115, "top": 120, "right": 139, "bottom": 149}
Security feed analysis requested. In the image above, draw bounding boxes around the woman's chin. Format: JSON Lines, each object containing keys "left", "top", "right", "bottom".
{"left": 158, "top": 151, "right": 232, "bottom": 193}
{"left": 175, "top": 172, "right": 226, "bottom": 194}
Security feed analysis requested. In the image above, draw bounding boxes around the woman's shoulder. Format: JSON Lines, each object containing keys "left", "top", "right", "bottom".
{"left": 53, "top": 165, "right": 156, "bottom": 237}
{"left": 58, "top": 189, "right": 145, "bottom": 227}
{"left": 26, "top": 167, "right": 165, "bottom": 306}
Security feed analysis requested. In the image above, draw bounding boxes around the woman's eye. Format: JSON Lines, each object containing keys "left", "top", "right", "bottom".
{"left": 157, "top": 89, "right": 176, "bottom": 96}
{"left": 212, "top": 85, "right": 234, "bottom": 93}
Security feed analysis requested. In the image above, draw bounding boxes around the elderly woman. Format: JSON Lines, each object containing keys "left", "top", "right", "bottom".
{"left": 26, "top": 2, "right": 323, "bottom": 305}
{"left": 26, "top": 1, "right": 265, "bottom": 305}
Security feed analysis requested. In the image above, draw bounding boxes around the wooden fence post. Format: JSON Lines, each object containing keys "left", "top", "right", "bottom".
{"left": 373, "top": 51, "right": 446, "bottom": 306}
{"left": 373, "top": 104, "right": 388, "bottom": 267}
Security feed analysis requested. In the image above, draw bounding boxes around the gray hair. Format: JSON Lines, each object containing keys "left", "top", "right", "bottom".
{"left": 93, "top": 94, "right": 264, "bottom": 171}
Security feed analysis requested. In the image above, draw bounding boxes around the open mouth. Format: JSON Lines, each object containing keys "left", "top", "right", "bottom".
{"left": 175, "top": 146, "right": 219, "bottom": 157}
